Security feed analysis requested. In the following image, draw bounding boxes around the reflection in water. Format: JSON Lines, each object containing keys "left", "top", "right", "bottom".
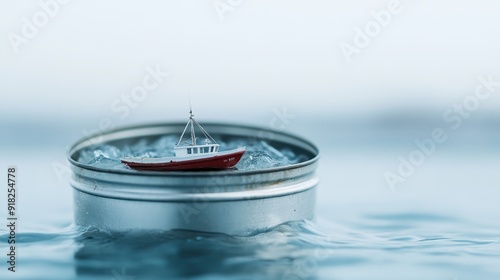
{"left": 69, "top": 213, "right": 500, "bottom": 279}
{"left": 73, "top": 221, "right": 335, "bottom": 279}
{"left": 2, "top": 213, "right": 499, "bottom": 279}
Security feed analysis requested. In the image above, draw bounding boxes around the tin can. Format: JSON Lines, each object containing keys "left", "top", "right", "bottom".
{"left": 68, "top": 122, "right": 319, "bottom": 235}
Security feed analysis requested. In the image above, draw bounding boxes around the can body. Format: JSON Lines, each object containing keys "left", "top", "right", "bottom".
{"left": 68, "top": 123, "right": 319, "bottom": 235}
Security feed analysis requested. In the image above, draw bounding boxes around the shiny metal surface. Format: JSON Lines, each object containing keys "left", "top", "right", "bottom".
{"left": 68, "top": 122, "right": 319, "bottom": 235}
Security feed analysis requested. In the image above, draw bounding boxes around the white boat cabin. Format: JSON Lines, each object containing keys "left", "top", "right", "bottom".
{"left": 174, "top": 143, "right": 220, "bottom": 157}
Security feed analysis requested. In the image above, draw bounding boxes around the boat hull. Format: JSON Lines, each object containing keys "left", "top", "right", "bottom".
{"left": 121, "top": 149, "right": 246, "bottom": 171}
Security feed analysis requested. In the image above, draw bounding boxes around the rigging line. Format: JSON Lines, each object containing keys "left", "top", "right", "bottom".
{"left": 177, "top": 120, "right": 191, "bottom": 146}
{"left": 193, "top": 118, "right": 218, "bottom": 144}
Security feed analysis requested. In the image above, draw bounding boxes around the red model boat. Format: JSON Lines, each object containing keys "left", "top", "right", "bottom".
{"left": 121, "top": 109, "right": 246, "bottom": 171}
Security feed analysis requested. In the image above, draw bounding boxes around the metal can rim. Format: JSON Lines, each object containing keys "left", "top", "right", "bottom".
{"left": 67, "top": 121, "right": 320, "bottom": 177}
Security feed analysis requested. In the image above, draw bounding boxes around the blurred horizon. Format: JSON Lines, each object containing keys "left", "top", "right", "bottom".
{"left": 2, "top": 0, "right": 500, "bottom": 125}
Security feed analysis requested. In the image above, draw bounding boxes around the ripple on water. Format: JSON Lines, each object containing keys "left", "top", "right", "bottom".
{"left": 1, "top": 218, "right": 499, "bottom": 279}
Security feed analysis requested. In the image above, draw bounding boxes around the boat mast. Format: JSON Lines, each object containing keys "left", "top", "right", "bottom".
{"left": 178, "top": 99, "right": 214, "bottom": 147}
{"left": 176, "top": 100, "right": 196, "bottom": 146}
{"left": 189, "top": 97, "right": 197, "bottom": 146}
{"left": 190, "top": 108, "right": 196, "bottom": 145}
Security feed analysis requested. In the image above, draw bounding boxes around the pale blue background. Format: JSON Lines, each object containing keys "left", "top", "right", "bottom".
{"left": 1, "top": 1, "right": 500, "bottom": 279}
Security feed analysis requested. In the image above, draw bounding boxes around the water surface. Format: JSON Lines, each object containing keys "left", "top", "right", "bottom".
{"left": 1, "top": 128, "right": 499, "bottom": 280}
